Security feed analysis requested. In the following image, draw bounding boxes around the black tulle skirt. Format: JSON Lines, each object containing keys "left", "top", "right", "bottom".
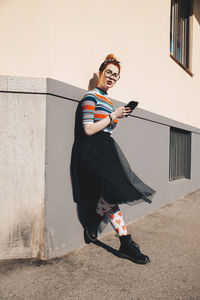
{"left": 70, "top": 131, "right": 156, "bottom": 228}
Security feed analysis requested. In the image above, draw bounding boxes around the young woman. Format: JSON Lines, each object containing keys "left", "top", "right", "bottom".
{"left": 70, "top": 54, "right": 156, "bottom": 264}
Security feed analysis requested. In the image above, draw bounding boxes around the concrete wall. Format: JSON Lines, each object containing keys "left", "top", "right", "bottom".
{"left": 0, "top": 75, "right": 200, "bottom": 259}
{"left": 0, "top": 76, "right": 46, "bottom": 259}
{"left": 0, "top": 0, "right": 200, "bottom": 128}
{"left": 44, "top": 77, "right": 200, "bottom": 258}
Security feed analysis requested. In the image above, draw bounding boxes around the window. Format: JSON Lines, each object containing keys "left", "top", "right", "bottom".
{"left": 169, "top": 127, "right": 191, "bottom": 181}
{"left": 170, "top": 0, "right": 192, "bottom": 70}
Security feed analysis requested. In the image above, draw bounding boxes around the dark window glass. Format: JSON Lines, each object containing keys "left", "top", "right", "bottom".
{"left": 170, "top": 0, "right": 191, "bottom": 69}
{"left": 169, "top": 127, "right": 191, "bottom": 181}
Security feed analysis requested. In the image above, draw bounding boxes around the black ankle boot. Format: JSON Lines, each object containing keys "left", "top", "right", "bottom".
{"left": 85, "top": 210, "right": 102, "bottom": 242}
{"left": 119, "top": 234, "right": 150, "bottom": 264}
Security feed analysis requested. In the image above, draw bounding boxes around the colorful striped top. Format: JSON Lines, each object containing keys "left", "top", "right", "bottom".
{"left": 81, "top": 87, "right": 118, "bottom": 134}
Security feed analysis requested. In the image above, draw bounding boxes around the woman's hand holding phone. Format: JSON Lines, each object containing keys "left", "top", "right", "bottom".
{"left": 124, "top": 101, "right": 138, "bottom": 117}
{"left": 111, "top": 101, "right": 138, "bottom": 119}
{"left": 111, "top": 106, "right": 131, "bottom": 119}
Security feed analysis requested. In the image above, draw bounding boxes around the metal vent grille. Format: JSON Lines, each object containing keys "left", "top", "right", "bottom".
{"left": 169, "top": 127, "right": 191, "bottom": 181}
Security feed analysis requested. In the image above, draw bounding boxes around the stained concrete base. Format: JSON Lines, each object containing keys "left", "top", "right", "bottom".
{"left": 0, "top": 189, "right": 200, "bottom": 300}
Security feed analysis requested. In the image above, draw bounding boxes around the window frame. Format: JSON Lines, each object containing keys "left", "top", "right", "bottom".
{"left": 170, "top": 0, "right": 194, "bottom": 75}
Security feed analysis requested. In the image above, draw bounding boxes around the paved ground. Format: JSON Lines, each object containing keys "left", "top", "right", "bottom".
{"left": 0, "top": 190, "right": 200, "bottom": 300}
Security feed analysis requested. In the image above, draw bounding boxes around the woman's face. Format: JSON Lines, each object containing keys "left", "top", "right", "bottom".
{"left": 98, "top": 63, "right": 120, "bottom": 91}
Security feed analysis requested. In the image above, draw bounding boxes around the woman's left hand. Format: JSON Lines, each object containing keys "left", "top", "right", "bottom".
{"left": 111, "top": 106, "right": 131, "bottom": 119}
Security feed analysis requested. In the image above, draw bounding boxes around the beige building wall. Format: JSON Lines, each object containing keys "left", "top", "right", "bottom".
{"left": 0, "top": 0, "right": 200, "bottom": 128}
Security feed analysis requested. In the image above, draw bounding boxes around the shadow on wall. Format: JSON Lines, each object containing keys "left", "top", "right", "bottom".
{"left": 69, "top": 98, "right": 91, "bottom": 229}
{"left": 88, "top": 73, "right": 98, "bottom": 91}
{"left": 70, "top": 73, "right": 99, "bottom": 230}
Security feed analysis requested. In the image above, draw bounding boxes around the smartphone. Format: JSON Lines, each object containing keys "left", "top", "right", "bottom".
{"left": 124, "top": 101, "right": 138, "bottom": 117}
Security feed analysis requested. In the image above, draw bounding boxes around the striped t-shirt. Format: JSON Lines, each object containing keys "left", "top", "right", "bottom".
{"left": 81, "top": 87, "right": 118, "bottom": 134}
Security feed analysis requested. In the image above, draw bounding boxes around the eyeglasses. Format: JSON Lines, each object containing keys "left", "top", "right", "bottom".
{"left": 104, "top": 69, "right": 120, "bottom": 81}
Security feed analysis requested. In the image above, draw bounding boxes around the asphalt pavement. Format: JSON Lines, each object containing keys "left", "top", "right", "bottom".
{"left": 0, "top": 190, "right": 200, "bottom": 300}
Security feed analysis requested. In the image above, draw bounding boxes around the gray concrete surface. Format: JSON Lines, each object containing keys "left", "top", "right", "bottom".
{"left": 45, "top": 77, "right": 200, "bottom": 259}
{"left": 1, "top": 75, "right": 200, "bottom": 260}
{"left": 0, "top": 83, "right": 46, "bottom": 259}
{"left": 0, "top": 189, "right": 200, "bottom": 300}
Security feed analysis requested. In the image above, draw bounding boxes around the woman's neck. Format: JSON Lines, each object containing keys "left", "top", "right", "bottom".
{"left": 96, "top": 85, "right": 108, "bottom": 94}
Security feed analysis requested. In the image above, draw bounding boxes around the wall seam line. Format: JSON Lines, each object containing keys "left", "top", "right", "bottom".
{"left": 1, "top": 90, "right": 200, "bottom": 135}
